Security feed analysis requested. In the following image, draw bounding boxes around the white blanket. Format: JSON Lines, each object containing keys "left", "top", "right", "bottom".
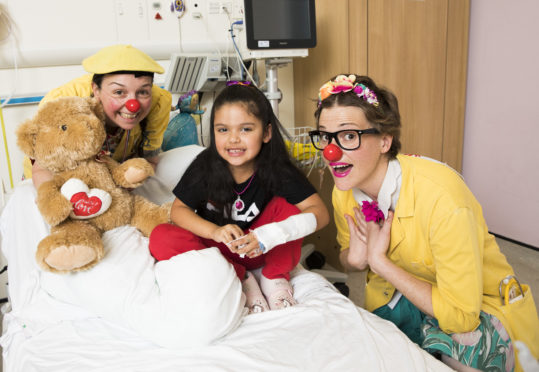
{"left": 0, "top": 146, "right": 452, "bottom": 371}
{"left": 1, "top": 181, "right": 245, "bottom": 350}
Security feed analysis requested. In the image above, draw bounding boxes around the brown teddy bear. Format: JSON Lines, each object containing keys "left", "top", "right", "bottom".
{"left": 16, "top": 96, "right": 170, "bottom": 273}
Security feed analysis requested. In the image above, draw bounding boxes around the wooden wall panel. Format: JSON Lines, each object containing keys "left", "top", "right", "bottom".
{"left": 367, "top": 0, "right": 448, "bottom": 161}
{"left": 442, "top": 0, "right": 470, "bottom": 171}
{"left": 348, "top": 0, "right": 368, "bottom": 75}
{"left": 293, "top": 0, "right": 350, "bottom": 127}
{"left": 294, "top": 0, "right": 470, "bottom": 267}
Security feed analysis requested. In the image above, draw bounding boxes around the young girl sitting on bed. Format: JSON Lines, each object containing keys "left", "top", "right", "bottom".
{"left": 149, "top": 81, "right": 329, "bottom": 314}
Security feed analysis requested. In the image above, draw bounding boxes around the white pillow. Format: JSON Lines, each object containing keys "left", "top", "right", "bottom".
{"left": 40, "top": 226, "right": 245, "bottom": 348}
{"left": 155, "top": 145, "right": 205, "bottom": 191}
{"left": 133, "top": 145, "right": 205, "bottom": 205}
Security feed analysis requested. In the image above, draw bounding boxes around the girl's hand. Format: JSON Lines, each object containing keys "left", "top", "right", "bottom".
{"left": 228, "top": 232, "right": 264, "bottom": 258}
{"left": 344, "top": 206, "right": 369, "bottom": 270}
{"left": 211, "top": 224, "right": 244, "bottom": 244}
{"left": 365, "top": 210, "right": 394, "bottom": 274}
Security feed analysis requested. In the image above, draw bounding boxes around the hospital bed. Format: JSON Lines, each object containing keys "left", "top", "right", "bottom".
{"left": 0, "top": 145, "right": 452, "bottom": 371}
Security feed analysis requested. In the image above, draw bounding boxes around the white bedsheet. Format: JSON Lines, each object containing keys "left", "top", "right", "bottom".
{"left": 1, "top": 181, "right": 245, "bottom": 349}
{"left": 0, "top": 147, "right": 452, "bottom": 372}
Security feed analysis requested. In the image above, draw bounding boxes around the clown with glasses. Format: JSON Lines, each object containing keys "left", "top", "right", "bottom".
{"left": 310, "top": 74, "right": 536, "bottom": 372}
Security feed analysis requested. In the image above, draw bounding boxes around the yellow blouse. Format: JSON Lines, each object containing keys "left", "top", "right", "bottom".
{"left": 333, "top": 154, "right": 515, "bottom": 335}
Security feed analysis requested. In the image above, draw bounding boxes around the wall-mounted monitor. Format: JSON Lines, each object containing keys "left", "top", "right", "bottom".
{"left": 243, "top": 0, "right": 317, "bottom": 50}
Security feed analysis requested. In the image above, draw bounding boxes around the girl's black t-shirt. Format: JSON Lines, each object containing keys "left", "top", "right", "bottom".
{"left": 173, "top": 166, "right": 316, "bottom": 230}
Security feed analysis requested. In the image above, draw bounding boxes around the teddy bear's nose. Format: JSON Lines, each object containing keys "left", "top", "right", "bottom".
{"left": 125, "top": 99, "right": 140, "bottom": 113}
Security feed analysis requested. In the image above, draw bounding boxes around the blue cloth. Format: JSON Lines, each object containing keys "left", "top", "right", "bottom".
{"left": 373, "top": 295, "right": 514, "bottom": 371}
{"left": 161, "top": 113, "right": 199, "bottom": 151}
{"left": 373, "top": 294, "right": 426, "bottom": 345}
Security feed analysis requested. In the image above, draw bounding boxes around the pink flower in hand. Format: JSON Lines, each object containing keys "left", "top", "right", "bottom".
{"left": 361, "top": 201, "right": 385, "bottom": 223}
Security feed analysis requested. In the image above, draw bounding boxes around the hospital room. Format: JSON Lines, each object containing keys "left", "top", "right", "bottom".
{"left": 0, "top": 0, "right": 538, "bottom": 370}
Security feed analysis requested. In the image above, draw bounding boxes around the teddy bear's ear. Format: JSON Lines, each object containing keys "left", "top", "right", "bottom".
{"left": 86, "top": 96, "right": 106, "bottom": 123}
{"left": 16, "top": 118, "right": 38, "bottom": 158}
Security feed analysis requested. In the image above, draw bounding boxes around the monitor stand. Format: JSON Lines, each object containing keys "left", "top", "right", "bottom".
{"left": 263, "top": 58, "right": 292, "bottom": 118}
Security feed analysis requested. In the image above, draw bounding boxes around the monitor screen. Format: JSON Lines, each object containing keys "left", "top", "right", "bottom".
{"left": 244, "top": 0, "right": 316, "bottom": 50}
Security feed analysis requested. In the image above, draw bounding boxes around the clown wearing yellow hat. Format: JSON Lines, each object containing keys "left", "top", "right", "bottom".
{"left": 25, "top": 45, "right": 172, "bottom": 188}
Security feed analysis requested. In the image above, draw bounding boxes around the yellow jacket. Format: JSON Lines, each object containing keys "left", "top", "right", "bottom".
{"left": 23, "top": 74, "right": 172, "bottom": 178}
{"left": 333, "top": 154, "right": 515, "bottom": 335}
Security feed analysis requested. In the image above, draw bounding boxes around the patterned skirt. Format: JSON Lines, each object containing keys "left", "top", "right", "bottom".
{"left": 373, "top": 295, "right": 515, "bottom": 371}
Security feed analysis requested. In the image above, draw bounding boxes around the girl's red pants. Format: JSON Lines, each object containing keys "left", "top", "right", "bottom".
{"left": 149, "top": 197, "right": 302, "bottom": 280}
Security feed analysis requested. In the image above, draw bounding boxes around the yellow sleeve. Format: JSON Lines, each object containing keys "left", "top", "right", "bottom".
{"left": 143, "top": 85, "right": 172, "bottom": 156}
{"left": 22, "top": 156, "right": 33, "bottom": 180}
{"left": 430, "top": 206, "right": 483, "bottom": 333}
{"left": 39, "top": 74, "right": 94, "bottom": 107}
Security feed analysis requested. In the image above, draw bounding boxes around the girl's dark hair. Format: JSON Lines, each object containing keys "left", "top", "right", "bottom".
{"left": 183, "top": 83, "right": 307, "bottom": 224}
{"left": 314, "top": 75, "right": 401, "bottom": 158}
{"left": 92, "top": 71, "right": 154, "bottom": 157}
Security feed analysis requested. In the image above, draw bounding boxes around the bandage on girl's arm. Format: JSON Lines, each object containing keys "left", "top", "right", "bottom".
{"left": 252, "top": 213, "right": 317, "bottom": 253}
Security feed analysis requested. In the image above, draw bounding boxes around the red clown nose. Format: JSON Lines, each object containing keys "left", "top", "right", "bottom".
{"left": 323, "top": 143, "right": 343, "bottom": 161}
{"left": 125, "top": 99, "right": 140, "bottom": 112}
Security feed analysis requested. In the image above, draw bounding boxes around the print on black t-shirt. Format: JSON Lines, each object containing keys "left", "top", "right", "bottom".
{"left": 174, "top": 166, "right": 316, "bottom": 230}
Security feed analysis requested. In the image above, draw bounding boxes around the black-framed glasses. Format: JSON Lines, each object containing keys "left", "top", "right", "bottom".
{"left": 308, "top": 128, "right": 380, "bottom": 151}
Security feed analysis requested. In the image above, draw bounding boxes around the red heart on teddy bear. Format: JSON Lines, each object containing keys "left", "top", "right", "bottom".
{"left": 70, "top": 192, "right": 103, "bottom": 216}
{"left": 60, "top": 178, "right": 112, "bottom": 220}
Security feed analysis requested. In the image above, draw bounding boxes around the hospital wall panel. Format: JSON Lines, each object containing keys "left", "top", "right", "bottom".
{"left": 294, "top": 0, "right": 470, "bottom": 267}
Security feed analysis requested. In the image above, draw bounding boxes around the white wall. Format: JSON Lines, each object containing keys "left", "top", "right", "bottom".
{"left": 0, "top": 0, "right": 182, "bottom": 69}
{"left": 463, "top": 0, "right": 539, "bottom": 247}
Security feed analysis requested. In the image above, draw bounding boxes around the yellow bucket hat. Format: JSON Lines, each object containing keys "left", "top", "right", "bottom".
{"left": 82, "top": 44, "right": 165, "bottom": 74}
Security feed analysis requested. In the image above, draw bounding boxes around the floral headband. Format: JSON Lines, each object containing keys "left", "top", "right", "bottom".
{"left": 226, "top": 80, "right": 252, "bottom": 87}
{"left": 318, "top": 75, "right": 379, "bottom": 107}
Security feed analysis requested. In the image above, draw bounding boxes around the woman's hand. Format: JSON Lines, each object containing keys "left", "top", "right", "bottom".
{"left": 365, "top": 210, "right": 394, "bottom": 274}
{"left": 211, "top": 224, "right": 243, "bottom": 244}
{"left": 227, "top": 231, "right": 264, "bottom": 258}
{"left": 31, "top": 161, "right": 54, "bottom": 191}
{"left": 362, "top": 210, "right": 435, "bottom": 317}
{"left": 344, "top": 206, "right": 369, "bottom": 270}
